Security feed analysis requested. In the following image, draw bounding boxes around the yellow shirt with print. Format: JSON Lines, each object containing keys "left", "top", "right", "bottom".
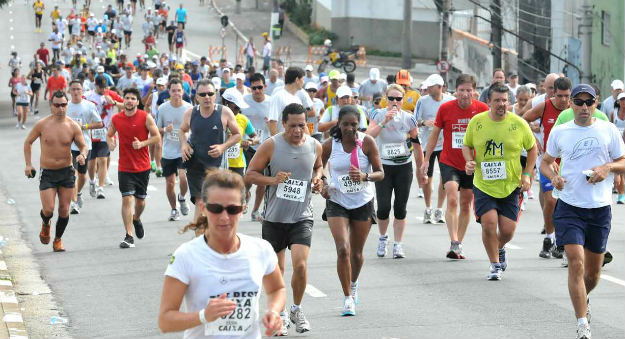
{"left": 380, "top": 89, "right": 420, "bottom": 112}
{"left": 463, "top": 111, "right": 535, "bottom": 198}
{"left": 34, "top": 1, "right": 44, "bottom": 15}
{"left": 228, "top": 114, "right": 252, "bottom": 169}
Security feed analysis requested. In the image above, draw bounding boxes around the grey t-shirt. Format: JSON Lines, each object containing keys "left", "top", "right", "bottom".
{"left": 358, "top": 79, "right": 387, "bottom": 109}
{"left": 242, "top": 94, "right": 272, "bottom": 149}
{"left": 370, "top": 108, "right": 418, "bottom": 165}
{"left": 265, "top": 78, "right": 285, "bottom": 95}
{"left": 67, "top": 100, "right": 101, "bottom": 151}
{"left": 414, "top": 94, "right": 454, "bottom": 152}
{"left": 157, "top": 101, "right": 193, "bottom": 159}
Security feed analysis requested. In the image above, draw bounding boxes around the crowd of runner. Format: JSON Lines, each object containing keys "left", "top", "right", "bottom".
{"left": 10, "top": 1, "right": 625, "bottom": 339}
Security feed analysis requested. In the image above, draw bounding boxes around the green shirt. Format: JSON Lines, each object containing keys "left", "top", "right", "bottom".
{"left": 464, "top": 112, "right": 535, "bottom": 198}
{"left": 553, "top": 108, "right": 608, "bottom": 127}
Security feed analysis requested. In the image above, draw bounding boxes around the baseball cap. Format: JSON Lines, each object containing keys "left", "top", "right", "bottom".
{"left": 570, "top": 84, "right": 596, "bottom": 99}
{"left": 146, "top": 61, "right": 157, "bottom": 69}
{"left": 233, "top": 72, "right": 245, "bottom": 81}
{"left": 211, "top": 76, "right": 222, "bottom": 89}
{"left": 336, "top": 86, "right": 352, "bottom": 98}
{"left": 222, "top": 88, "right": 249, "bottom": 109}
{"left": 320, "top": 75, "right": 329, "bottom": 84}
{"left": 96, "top": 65, "right": 105, "bottom": 72}
{"left": 338, "top": 73, "right": 347, "bottom": 81}
{"left": 304, "top": 82, "right": 318, "bottom": 91}
{"left": 156, "top": 77, "right": 168, "bottom": 86}
{"left": 610, "top": 79, "right": 624, "bottom": 90}
{"left": 617, "top": 92, "right": 625, "bottom": 101}
{"left": 396, "top": 70, "right": 411, "bottom": 86}
{"left": 369, "top": 68, "right": 380, "bottom": 81}
{"left": 424, "top": 73, "right": 444, "bottom": 87}
{"left": 305, "top": 64, "right": 313, "bottom": 72}
{"left": 329, "top": 70, "right": 340, "bottom": 80}
{"left": 222, "top": 67, "right": 231, "bottom": 73}
{"left": 508, "top": 71, "right": 518, "bottom": 78}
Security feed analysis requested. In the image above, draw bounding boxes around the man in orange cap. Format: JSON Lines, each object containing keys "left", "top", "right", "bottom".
{"left": 380, "top": 70, "right": 420, "bottom": 112}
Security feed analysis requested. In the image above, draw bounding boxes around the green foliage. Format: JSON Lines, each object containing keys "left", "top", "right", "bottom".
{"left": 281, "top": 0, "right": 312, "bottom": 27}
{"left": 367, "top": 49, "right": 402, "bottom": 58}
{"left": 307, "top": 28, "right": 337, "bottom": 46}
{"left": 0, "top": 0, "right": 10, "bottom": 7}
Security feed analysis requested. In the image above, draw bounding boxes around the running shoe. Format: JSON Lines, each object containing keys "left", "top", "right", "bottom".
{"left": 52, "top": 238, "right": 65, "bottom": 252}
{"left": 577, "top": 323, "right": 591, "bottom": 339}
{"left": 106, "top": 176, "right": 114, "bottom": 186}
{"left": 617, "top": 194, "right": 625, "bottom": 204}
{"left": 273, "top": 313, "right": 289, "bottom": 336}
{"left": 150, "top": 161, "right": 156, "bottom": 172}
{"left": 70, "top": 201, "right": 80, "bottom": 214}
{"left": 434, "top": 208, "right": 446, "bottom": 223}
{"left": 20, "top": 124, "right": 25, "bottom": 130}
{"left": 169, "top": 209, "right": 180, "bottom": 221}
{"left": 155, "top": 167, "right": 163, "bottom": 177}
{"left": 539, "top": 237, "right": 554, "bottom": 258}
{"left": 423, "top": 208, "right": 433, "bottom": 224}
{"left": 96, "top": 186, "right": 106, "bottom": 199}
{"left": 341, "top": 296, "right": 356, "bottom": 316}
{"left": 498, "top": 247, "right": 507, "bottom": 271}
{"left": 89, "top": 182, "right": 96, "bottom": 197}
{"left": 15, "top": 123, "right": 20, "bottom": 129}
{"left": 603, "top": 251, "right": 613, "bottom": 266}
{"left": 446, "top": 242, "right": 465, "bottom": 259}
{"left": 417, "top": 188, "right": 424, "bottom": 198}
{"left": 133, "top": 218, "right": 145, "bottom": 239}
{"left": 289, "top": 307, "right": 310, "bottom": 333}
{"left": 350, "top": 280, "right": 359, "bottom": 305}
{"left": 179, "top": 198, "right": 189, "bottom": 216}
{"left": 586, "top": 297, "right": 591, "bottom": 324}
{"left": 457, "top": 243, "right": 467, "bottom": 259}
{"left": 34, "top": 109, "right": 39, "bottom": 115}
{"left": 487, "top": 263, "right": 503, "bottom": 281}
{"left": 393, "top": 243, "right": 405, "bottom": 259}
{"left": 77, "top": 193, "right": 84, "bottom": 208}
{"left": 562, "top": 252, "right": 569, "bottom": 268}
{"left": 251, "top": 210, "right": 263, "bottom": 222}
{"left": 551, "top": 245, "right": 564, "bottom": 259}
{"left": 39, "top": 220, "right": 51, "bottom": 245}
{"left": 119, "top": 234, "right": 135, "bottom": 248}
{"left": 377, "top": 235, "right": 388, "bottom": 257}
{"left": 520, "top": 199, "right": 527, "bottom": 211}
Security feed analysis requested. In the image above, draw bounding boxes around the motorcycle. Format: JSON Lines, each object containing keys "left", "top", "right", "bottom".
{"left": 318, "top": 46, "right": 358, "bottom": 73}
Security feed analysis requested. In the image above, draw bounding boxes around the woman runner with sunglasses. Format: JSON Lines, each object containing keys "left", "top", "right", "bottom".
{"left": 158, "top": 168, "right": 286, "bottom": 338}
{"left": 179, "top": 79, "right": 241, "bottom": 228}
{"left": 321, "top": 105, "right": 383, "bottom": 316}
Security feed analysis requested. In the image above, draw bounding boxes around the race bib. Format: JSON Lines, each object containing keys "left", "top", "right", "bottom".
{"left": 166, "top": 130, "right": 179, "bottom": 142}
{"left": 452, "top": 132, "right": 465, "bottom": 149}
{"left": 34, "top": 78, "right": 42, "bottom": 84}
{"left": 338, "top": 174, "right": 366, "bottom": 194}
{"left": 277, "top": 179, "right": 307, "bottom": 202}
{"left": 382, "top": 143, "right": 405, "bottom": 158}
{"left": 92, "top": 128, "right": 106, "bottom": 140}
{"left": 226, "top": 143, "right": 241, "bottom": 159}
{"left": 204, "top": 295, "right": 257, "bottom": 337}
{"left": 481, "top": 161, "right": 507, "bottom": 180}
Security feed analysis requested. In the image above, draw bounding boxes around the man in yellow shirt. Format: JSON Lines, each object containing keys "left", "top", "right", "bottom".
{"left": 380, "top": 70, "right": 420, "bottom": 112}
{"left": 221, "top": 88, "right": 259, "bottom": 179}
{"left": 33, "top": 0, "right": 45, "bottom": 32}
{"left": 50, "top": 5, "right": 61, "bottom": 21}
{"left": 462, "top": 83, "right": 537, "bottom": 281}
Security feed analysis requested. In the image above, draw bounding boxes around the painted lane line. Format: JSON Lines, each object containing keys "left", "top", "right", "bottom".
{"left": 505, "top": 244, "right": 522, "bottom": 250}
{"left": 147, "top": 185, "right": 158, "bottom": 192}
{"left": 0, "top": 290, "right": 18, "bottom": 304}
{"left": 601, "top": 274, "right": 625, "bottom": 287}
{"left": 0, "top": 260, "right": 7, "bottom": 270}
{"left": 2, "top": 313, "right": 23, "bottom": 323}
{"left": 305, "top": 284, "right": 327, "bottom": 298}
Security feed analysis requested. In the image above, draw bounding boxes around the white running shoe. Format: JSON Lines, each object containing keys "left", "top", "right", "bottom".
{"left": 417, "top": 188, "right": 424, "bottom": 198}
{"left": 89, "top": 182, "right": 96, "bottom": 197}
{"left": 289, "top": 307, "right": 310, "bottom": 333}
{"left": 106, "top": 176, "right": 114, "bottom": 186}
{"left": 562, "top": 252, "right": 569, "bottom": 268}
{"left": 179, "top": 197, "right": 189, "bottom": 216}
{"left": 350, "top": 280, "right": 359, "bottom": 305}
{"left": 377, "top": 235, "right": 388, "bottom": 257}
{"left": 70, "top": 201, "right": 80, "bottom": 215}
{"left": 577, "top": 323, "right": 591, "bottom": 339}
{"left": 342, "top": 296, "right": 356, "bottom": 316}
{"left": 169, "top": 209, "right": 180, "bottom": 221}
{"left": 434, "top": 208, "right": 446, "bottom": 223}
{"left": 96, "top": 186, "right": 106, "bottom": 199}
{"left": 423, "top": 208, "right": 433, "bottom": 224}
{"left": 273, "top": 313, "right": 289, "bottom": 336}
{"left": 487, "top": 263, "right": 503, "bottom": 281}
{"left": 77, "top": 193, "right": 84, "bottom": 208}
{"left": 393, "top": 243, "right": 405, "bottom": 259}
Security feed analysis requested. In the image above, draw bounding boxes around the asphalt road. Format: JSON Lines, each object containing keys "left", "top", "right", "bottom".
{"left": 0, "top": 1, "right": 623, "bottom": 338}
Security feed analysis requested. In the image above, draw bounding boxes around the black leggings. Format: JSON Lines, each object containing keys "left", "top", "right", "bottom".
{"left": 375, "top": 162, "right": 413, "bottom": 220}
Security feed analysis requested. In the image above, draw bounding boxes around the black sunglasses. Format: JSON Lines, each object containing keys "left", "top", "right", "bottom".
{"left": 53, "top": 103, "right": 68, "bottom": 107}
{"left": 197, "top": 92, "right": 216, "bottom": 97}
{"left": 387, "top": 96, "right": 403, "bottom": 102}
{"left": 306, "top": 89, "right": 317, "bottom": 93}
{"left": 572, "top": 98, "right": 595, "bottom": 107}
{"left": 251, "top": 86, "right": 264, "bottom": 91}
{"left": 204, "top": 203, "right": 244, "bottom": 215}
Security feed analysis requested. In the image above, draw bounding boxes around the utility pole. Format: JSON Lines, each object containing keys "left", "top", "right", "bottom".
{"left": 490, "top": 0, "right": 502, "bottom": 69}
{"left": 440, "top": 0, "right": 451, "bottom": 82}
{"left": 402, "top": 0, "right": 412, "bottom": 69}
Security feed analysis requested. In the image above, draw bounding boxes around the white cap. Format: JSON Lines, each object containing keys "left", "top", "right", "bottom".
{"left": 222, "top": 88, "right": 250, "bottom": 109}
{"left": 339, "top": 73, "right": 347, "bottom": 81}
{"left": 156, "top": 77, "right": 168, "bottom": 86}
{"left": 96, "top": 65, "right": 105, "bottom": 73}
{"left": 211, "top": 76, "right": 222, "bottom": 89}
{"left": 424, "top": 74, "right": 444, "bottom": 87}
{"left": 320, "top": 75, "right": 329, "bottom": 83}
{"left": 369, "top": 68, "right": 380, "bottom": 81}
{"left": 525, "top": 82, "right": 536, "bottom": 90}
{"left": 221, "top": 67, "right": 231, "bottom": 73}
{"left": 617, "top": 92, "right": 625, "bottom": 101}
{"left": 611, "top": 79, "right": 624, "bottom": 90}
{"left": 233, "top": 72, "right": 245, "bottom": 81}
{"left": 336, "top": 86, "right": 352, "bottom": 98}
{"left": 305, "top": 64, "right": 313, "bottom": 72}
{"left": 304, "top": 82, "right": 318, "bottom": 91}
{"left": 146, "top": 61, "right": 156, "bottom": 69}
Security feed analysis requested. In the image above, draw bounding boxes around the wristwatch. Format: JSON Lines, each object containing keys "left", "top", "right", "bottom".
{"left": 364, "top": 172, "right": 370, "bottom": 181}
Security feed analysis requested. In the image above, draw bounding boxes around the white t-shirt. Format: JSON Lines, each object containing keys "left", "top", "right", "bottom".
{"left": 117, "top": 76, "right": 136, "bottom": 91}
{"left": 121, "top": 15, "right": 133, "bottom": 31}
{"left": 86, "top": 18, "right": 98, "bottom": 31}
{"left": 264, "top": 79, "right": 284, "bottom": 96}
{"left": 268, "top": 88, "right": 313, "bottom": 133}
{"left": 164, "top": 234, "right": 278, "bottom": 339}
{"left": 414, "top": 94, "right": 454, "bottom": 152}
{"left": 242, "top": 94, "right": 272, "bottom": 149}
{"left": 67, "top": 100, "right": 102, "bottom": 151}
{"left": 546, "top": 119, "right": 625, "bottom": 208}
{"left": 262, "top": 42, "right": 272, "bottom": 57}
{"left": 49, "top": 32, "right": 63, "bottom": 50}
{"left": 319, "top": 104, "right": 367, "bottom": 130}
{"left": 601, "top": 95, "right": 616, "bottom": 122}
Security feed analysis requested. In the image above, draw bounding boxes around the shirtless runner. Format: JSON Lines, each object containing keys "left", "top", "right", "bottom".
{"left": 24, "top": 91, "right": 88, "bottom": 252}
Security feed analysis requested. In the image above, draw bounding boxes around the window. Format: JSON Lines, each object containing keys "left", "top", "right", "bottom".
{"left": 601, "top": 10, "right": 611, "bottom": 46}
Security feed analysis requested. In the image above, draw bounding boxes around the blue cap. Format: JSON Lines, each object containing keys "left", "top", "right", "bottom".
{"left": 319, "top": 72, "right": 326, "bottom": 78}
{"left": 570, "top": 84, "right": 596, "bottom": 99}
{"left": 192, "top": 60, "right": 200, "bottom": 66}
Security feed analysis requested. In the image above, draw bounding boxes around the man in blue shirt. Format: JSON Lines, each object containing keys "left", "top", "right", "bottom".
{"left": 175, "top": 4, "right": 187, "bottom": 29}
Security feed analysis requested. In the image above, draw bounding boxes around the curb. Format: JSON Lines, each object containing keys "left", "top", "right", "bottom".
{"left": 0, "top": 248, "right": 28, "bottom": 339}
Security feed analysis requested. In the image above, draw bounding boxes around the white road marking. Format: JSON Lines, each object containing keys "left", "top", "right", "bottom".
{"left": 0, "top": 291, "right": 18, "bottom": 304}
{"left": 601, "top": 274, "right": 625, "bottom": 287}
{"left": 505, "top": 244, "right": 522, "bottom": 250}
{"left": 0, "top": 280, "right": 13, "bottom": 286}
{"left": 2, "top": 313, "right": 23, "bottom": 323}
{"left": 147, "top": 185, "right": 158, "bottom": 192}
{"left": 305, "top": 284, "right": 327, "bottom": 298}
{"left": 0, "top": 260, "right": 7, "bottom": 270}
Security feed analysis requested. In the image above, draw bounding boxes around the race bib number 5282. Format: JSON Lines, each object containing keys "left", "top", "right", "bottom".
{"left": 204, "top": 293, "right": 258, "bottom": 336}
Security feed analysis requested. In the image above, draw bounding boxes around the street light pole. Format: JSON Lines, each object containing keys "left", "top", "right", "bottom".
{"left": 401, "top": 0, "right": 412, "bottom": 69}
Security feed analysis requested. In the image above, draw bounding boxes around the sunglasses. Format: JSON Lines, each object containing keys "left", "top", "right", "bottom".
{"left": 251, "top": 86, "right": 264, "bottom": 91}
{"left": 204, "top": 203, "right": 244, "bottom": 215}
{"left": 52, "top": 103, "right": 68, "bottom": 107}
{"left": 572, "top": 98, "right": 595, "bottom": 107}
{"left": 352, "top": 96, "right": 359, "bottom": 100}
{"left": 387, "top": 96, "right": 403, "bottom": 102}
{"left": 306, "top": 89, "right": 317, "bottom": 93}
{"left": 197, "top": 92, "right": 216, "bottom": 97}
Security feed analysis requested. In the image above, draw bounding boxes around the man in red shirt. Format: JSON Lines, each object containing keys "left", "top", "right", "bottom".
{"left": 107, "top": 88, "right": 161, "bottom": 249}
{"left": 36, "top": 42, "right": 50, "bottom": 66}
{"left": 44, "top": 65, "right": 67, "bottom": 102}
{"left": 422, "top": 74, "right": 489, "bottom": 259}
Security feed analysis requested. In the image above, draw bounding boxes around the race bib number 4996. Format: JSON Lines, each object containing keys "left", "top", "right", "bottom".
{"left": 481, "top": 161, "right": 507, "bottom": 180}
{"left": 338, "top": 174, "right": 366, "bottom": 193}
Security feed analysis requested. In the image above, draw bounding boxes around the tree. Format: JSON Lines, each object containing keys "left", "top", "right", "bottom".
{"left": 0, "top": 0, "right": 10, "bottom": 8}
